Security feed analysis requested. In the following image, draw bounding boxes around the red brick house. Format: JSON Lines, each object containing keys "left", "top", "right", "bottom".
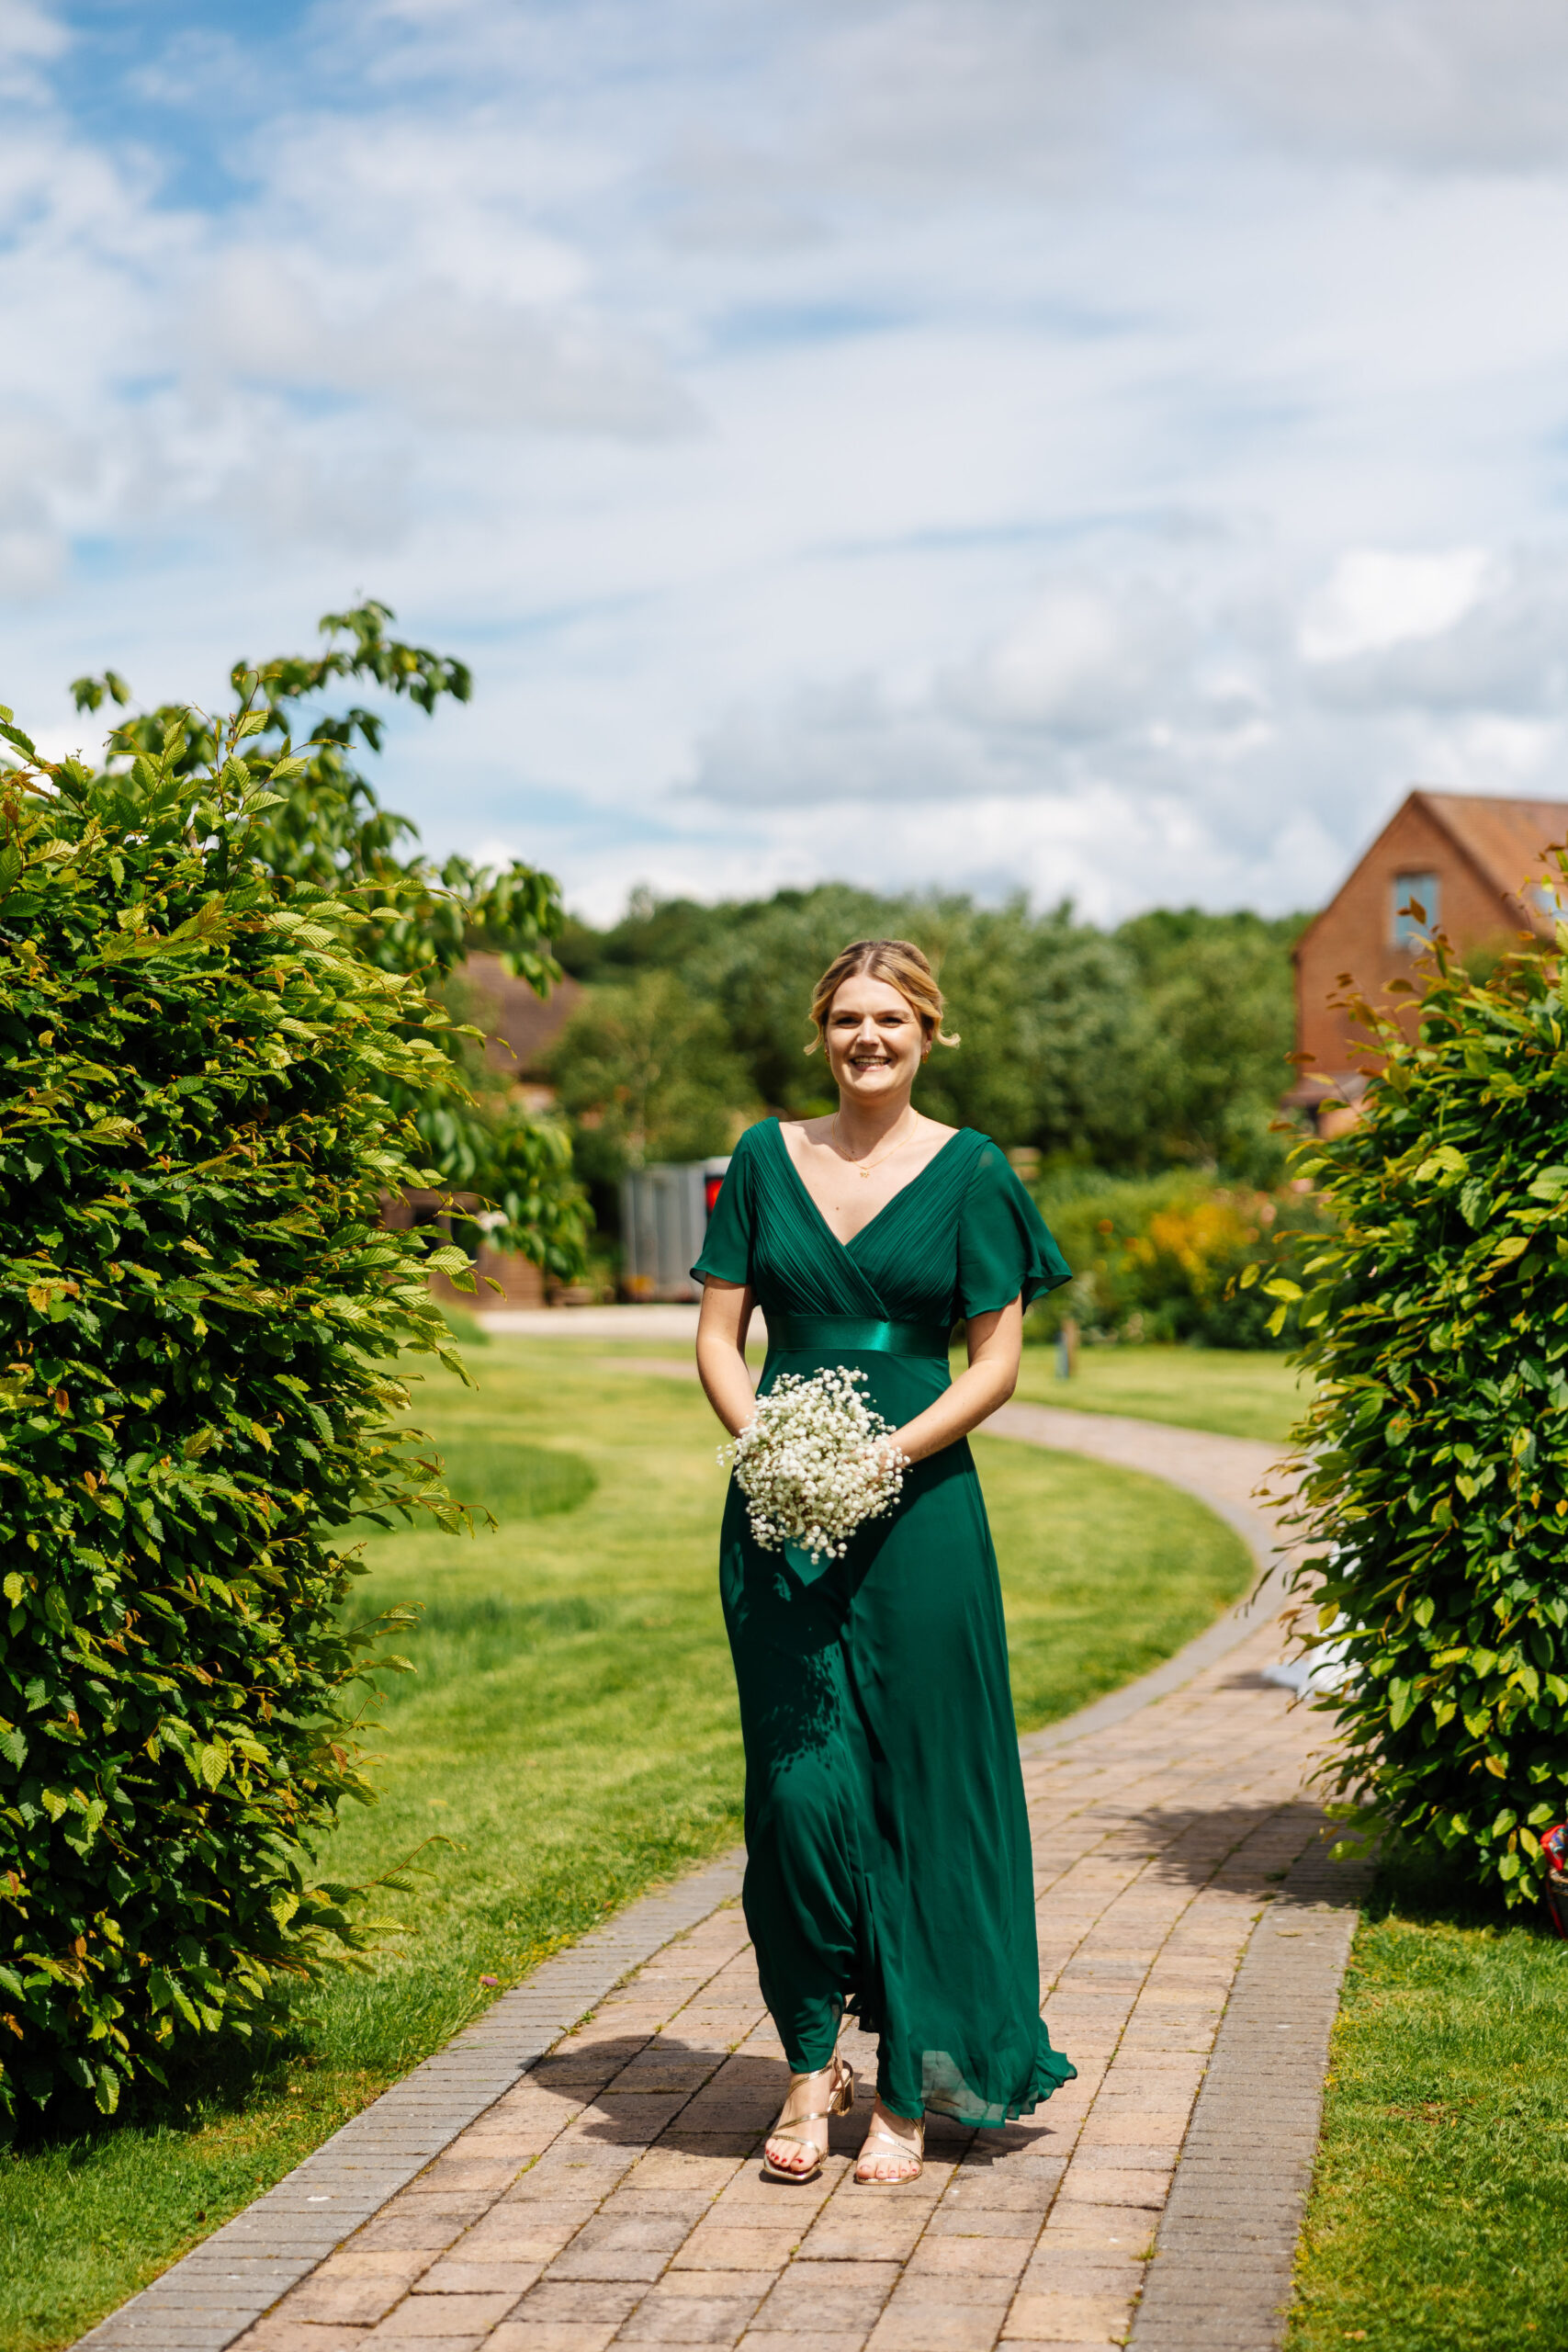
{"left": 1291, "top": 789, "right": 1568, "bottom": 1131}
{"left": 386, "top": 955, "right": 585, "bottom": 1311}
{"left": 458, "top": 953, "right": 583, "bottom": 1113}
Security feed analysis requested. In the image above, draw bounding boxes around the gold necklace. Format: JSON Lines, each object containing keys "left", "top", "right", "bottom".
{"left": 832, "top": 1114, "right": 919, "bottom": 1180}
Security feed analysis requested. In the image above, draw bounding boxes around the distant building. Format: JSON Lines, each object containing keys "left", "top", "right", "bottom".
{"left": 457, "top": 952, "right": 583, "bottom": 1110}
{"left": 1290, "top": 789, "right": 1568, "bottom": 1133}
{"left": 384, "top": 956, "right": 586, "bottom": 1311}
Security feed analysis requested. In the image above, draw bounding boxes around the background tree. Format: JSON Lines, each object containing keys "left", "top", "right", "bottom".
{"left": 547, "top": 972, "right": 753, "bottom": 1227}
{"left": 1116, "top": 909, "right": 1303, "bottom": 1181}
{"left": 559, "top": 882, "right": 1307, "bottom": 1182}
{"left": 1030, "top": 1170, "right": 1337, "bottom": 1347}
{"left": 73, "top": 603, "right": 588, "bottom": 1282}
{"left": 908, "top": 899, "right": 1146, "bottom": 1159}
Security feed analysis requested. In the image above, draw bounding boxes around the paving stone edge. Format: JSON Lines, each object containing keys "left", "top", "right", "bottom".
{"left": 69, "top": 1855, "right": 747, "bottom": 2351}
{"left": 1126, "top": 1831, "right": 1371, "bottom": 2350}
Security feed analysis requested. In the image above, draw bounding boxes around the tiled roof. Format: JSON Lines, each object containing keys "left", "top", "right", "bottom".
{"left": 1295, "top": 787, "right": 1568, "bottom": 959}
{"left": 1417, "top": 790, "right": 1568, "bottom": 910}
{"left": 456, "top": 952, "right": 583, "bottom": 1079}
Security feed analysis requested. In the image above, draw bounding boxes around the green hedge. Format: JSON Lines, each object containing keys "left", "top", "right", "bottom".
{"left": 1290, "top": 927, "right": 1568, "bottom": 1905}
{"left": 0, "top": 700, "right": 470, "bottom": 2116}
{"left": 75, "top": 601, "right": 592, "bottom": 1283}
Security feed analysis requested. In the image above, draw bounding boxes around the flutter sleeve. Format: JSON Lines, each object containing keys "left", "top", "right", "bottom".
{"left": 691, "top": 1123, "right": 761, "bottom": 1287}
{"left": 956, "top": 1138, "right": 1072, "bottom": 1317}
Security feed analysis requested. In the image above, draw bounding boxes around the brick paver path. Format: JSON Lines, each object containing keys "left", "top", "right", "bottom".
{"left": 85, "top": 1400, "right": 1351, "bottom": 2352}
{"left": 231, "top": 1592, "right": 1336, "bottom": 2349}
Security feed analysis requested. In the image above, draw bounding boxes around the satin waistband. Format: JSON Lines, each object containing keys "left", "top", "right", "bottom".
{"left": 765, "top": 1312, "right": 952, "bottom": 1360}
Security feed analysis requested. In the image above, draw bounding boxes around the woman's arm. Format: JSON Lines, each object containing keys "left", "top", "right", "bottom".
{"left": 695, "top": 1277, "right": 758, "bottom": 1436}
{"left": 886, "top": 1300, "right": 1022, "bottom": 1464}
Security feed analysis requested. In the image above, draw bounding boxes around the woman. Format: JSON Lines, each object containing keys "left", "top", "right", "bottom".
{"left": 694, "top": 938, "right": 1076, "bottom": 2187}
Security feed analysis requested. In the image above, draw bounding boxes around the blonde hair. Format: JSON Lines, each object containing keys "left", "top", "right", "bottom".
{"left": 806, "top": 938, "right": 960, "bottom": 1055}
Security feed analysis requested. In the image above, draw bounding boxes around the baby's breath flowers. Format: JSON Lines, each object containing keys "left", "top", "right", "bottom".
{"left": 720, "top": 1366, "right": 909, "bottom": 1564}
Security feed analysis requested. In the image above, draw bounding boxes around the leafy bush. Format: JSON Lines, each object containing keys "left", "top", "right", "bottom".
{"left": 0, "top": 696, "right": 474, "bottom": 2118}
{"left": 1289, "top": 923, "right": 1568, "bottom": 1906}
{"left": 1026, "top": 1171, "right": 1335, "bottom": 1348}
{"left": 74, "top": 603, "right": 590, "bottom": 1283}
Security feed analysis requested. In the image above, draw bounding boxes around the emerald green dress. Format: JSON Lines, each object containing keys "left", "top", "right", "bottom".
{"left": 694, "top": 1119, "right": 1077, "bottom": 2126}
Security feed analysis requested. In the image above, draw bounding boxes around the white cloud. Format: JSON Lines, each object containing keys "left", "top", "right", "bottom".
{"left": 675, "top": 534, "right": 1568, "bottom": 919}
{"left": 1170, "top": 0, "right": 1568, "bottom": 173}
{"left": 127, "top": 28, "right": 251, "bottom": 108}
{"left": 970, "top": 587, "right": 1196, "bottom": 740}
{"left": 798, "top": 1, "right": 1568, "bottom": 190}
{"left": 1301, "top": 548, "right": 1568, "bottom": 715}
{"left": 9, "top": 0, "right": 1568, "bottom": 925}
{"left": 196, "top": 250, "right": 701, "bottom": 439}
{"left": 1299, "top": 548, "right": 1493, "bottom": 662}
{"left": 0, "top": 0, "right": 62, "bottom": 94}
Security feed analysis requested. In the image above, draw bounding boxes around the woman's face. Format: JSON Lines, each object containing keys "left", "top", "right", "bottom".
{"left": 823, "top": 974, "right": 926, "bottom": 1109}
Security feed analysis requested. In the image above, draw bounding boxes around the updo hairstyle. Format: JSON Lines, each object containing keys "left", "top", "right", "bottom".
{"left": 806, "top": 938, "right": 960, "bottom": 1056}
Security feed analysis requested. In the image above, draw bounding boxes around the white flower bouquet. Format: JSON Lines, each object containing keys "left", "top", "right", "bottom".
{"left": 720, "top": 1365, "right": 909, "bottom": 1575}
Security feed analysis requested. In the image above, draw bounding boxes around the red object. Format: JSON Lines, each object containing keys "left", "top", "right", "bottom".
{"left": 1542, "top": 1825, "right": 1568, "bottom": 1940}
{"left": 705, "top": 1172, "right": 726, "bottom": 1216}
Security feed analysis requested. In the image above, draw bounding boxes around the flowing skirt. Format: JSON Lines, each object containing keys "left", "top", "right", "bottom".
{"left": 719, "top": 1345, "right": 1074, "bottom": 2123}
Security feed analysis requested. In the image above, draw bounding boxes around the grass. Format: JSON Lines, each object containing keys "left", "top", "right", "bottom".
{"left": 1288, "top": 1849, "right": 1568, "bottom": 2351}
{"left": 0, "top": 1340, "right": 1250, "bottom": 2351}
{"left": 1010, "top": 1340, "right": 1309, "bottom": 1447}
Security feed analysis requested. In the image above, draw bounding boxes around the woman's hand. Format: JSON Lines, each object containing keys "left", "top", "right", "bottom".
{"left": 885, "top": 1299, "right": 1023, "bottom": 1464}
{"left": 698, "top": 1286, "right": 1025, "bottom": 1462}
{"left": 869, "top": 1433, "right": 911, "bottom": 1481}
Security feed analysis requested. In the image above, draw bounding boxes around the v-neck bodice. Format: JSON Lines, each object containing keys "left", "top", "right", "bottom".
{"left": 693, "top": 1115, "right": 1069, "bottom": 1334}
{"left": 773, "top": 1122, "right": 968, "bottom": 1261}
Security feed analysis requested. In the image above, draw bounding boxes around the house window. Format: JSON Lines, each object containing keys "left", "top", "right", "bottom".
{"left": 1392, "top": 871, "right": 1439, "bottom": 949}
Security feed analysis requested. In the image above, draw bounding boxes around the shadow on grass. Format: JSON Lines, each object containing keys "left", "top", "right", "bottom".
{"left": 2, "top": 1998, "right": 314, "bottom": 2163}
{"left": 1359, "top": 1836, "right": 1565, "bottom": 1944}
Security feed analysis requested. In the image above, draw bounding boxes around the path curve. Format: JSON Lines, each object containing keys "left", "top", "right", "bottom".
{"left": 74, "top": 1394, "right": 1354, "bottom": 2352}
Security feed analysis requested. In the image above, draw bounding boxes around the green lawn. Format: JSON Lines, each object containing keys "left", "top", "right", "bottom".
{"left": 1288, "top": 1851, "right": 1568, "bottom": 2350}
{"left": 0, "top": 1340, "right": 1250, "bottom": 2352}
{"left": 1011, "top": 1340, "right": 1309, "bottom": 1446}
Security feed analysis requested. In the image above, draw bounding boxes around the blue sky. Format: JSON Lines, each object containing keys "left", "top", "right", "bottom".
{"left": 9, "top": 1, "right": 1568, "bottom": 920}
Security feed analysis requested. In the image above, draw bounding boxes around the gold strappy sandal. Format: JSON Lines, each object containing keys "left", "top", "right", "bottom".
{"left": 855, "top": 2109, "right": 924, "bottom": 2183}
{"left": 761, "top": 2056, "right": 855, "bottom": 2183}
